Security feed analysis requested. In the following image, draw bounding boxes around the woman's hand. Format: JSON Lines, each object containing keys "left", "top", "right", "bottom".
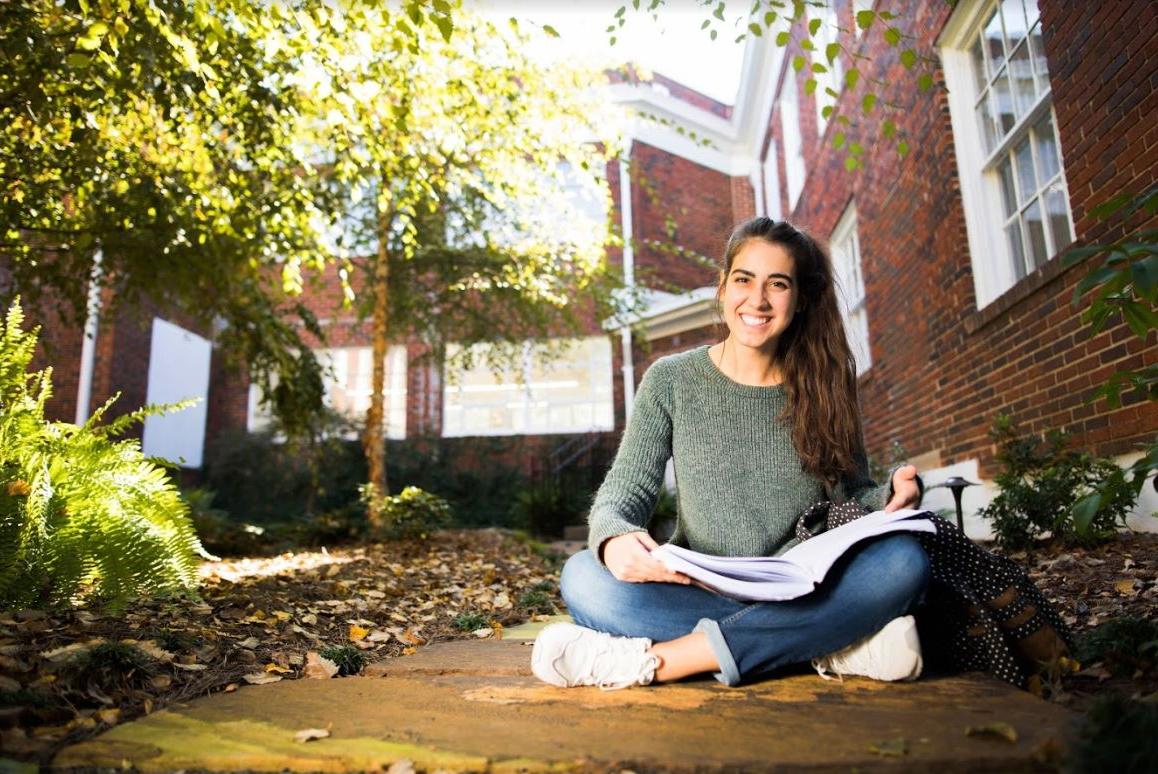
{"left": 885, "top": 464, "right": 921, "bottom": 512}
{"left": 602, "top": 532, "right": 692, "bottom": 585}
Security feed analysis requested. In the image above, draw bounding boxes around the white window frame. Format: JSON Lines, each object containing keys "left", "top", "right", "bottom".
{"left": 810, "top": 3, "right": 844, "bottom": 136}
{"left": 830, "top": 204, "right": 872, "bottom": 375}
{"left": 761, "top": 139, "right": 783, "bottom": 220}
{"left": 852, "top": 0, "right": 875, "bottom": 39}
{"left": 779, "top": 71, "right": 806, "bottom": 210}
{"left": 940, "top": 0, "right": 1075, "bottom": 310}
{"left": 442, "top": 336, "right": 614, "bottom": 438}
{"left": 247, "top": 345, "right": 408, "bottom": 440}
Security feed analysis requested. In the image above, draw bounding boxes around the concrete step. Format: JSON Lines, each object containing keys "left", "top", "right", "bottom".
{"left": 54, "top": 638, "right": 1075, "bottom": 772}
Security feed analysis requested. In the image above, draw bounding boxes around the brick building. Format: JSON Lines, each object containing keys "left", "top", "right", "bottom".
{"left": 31, "top": 0, "right": 1157, "bottom": 535}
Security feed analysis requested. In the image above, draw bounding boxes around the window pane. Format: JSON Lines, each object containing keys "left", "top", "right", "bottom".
{"left": 1006, "top": 219, "right": 1027, "bottom": 281}
{"left": 1014, "top": 137, "right": 1037, "bottom": 205}
{"left": 1023, "top": 199, "right": 1047, "bottom": 270}
{"left": 998, "top": 158, "right": 1018, "bottom": 217}
{"left": 1034, "top": 113, "right": 1061, "bottom": 183}
{"left": 993, "top": 69, "right": 1016, "bottom": 135}
{"left": 1025, "top": 0, "right": 1040, "bottom": 28}
{"left": 970, "top": 38, "right": 988, "bottom": 93}
{"left": 976, "top": 94, "right": 998, "bottom": 153}
{"left": 984, "top": 10, "right": 1006, "bottom": 74}
{"left": 1008, "top": 39, "right": 1035, "bottom": 118}
{"left": 1028, "top": 21, "right": 1049, "bottom": 94}
{"left": 1001, "top": 0, "right": 1028, "bottom": 50}
{"left": 1045, "top": 186, "right": 1072, "bottom": 254}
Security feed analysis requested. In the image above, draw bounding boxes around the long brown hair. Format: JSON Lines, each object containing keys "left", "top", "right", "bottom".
{"left": 718, "top": 217, "right": 862, "bottom": 483}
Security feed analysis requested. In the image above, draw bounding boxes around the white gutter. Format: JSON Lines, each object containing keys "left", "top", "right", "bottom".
{"left": 75, "top": 249, "right": 103, "bottom": 425}
{"left": 618, "top": 142, "right": 636, "bottom": 421}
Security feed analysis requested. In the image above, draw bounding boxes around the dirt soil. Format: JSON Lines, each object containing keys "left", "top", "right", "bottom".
{"left": 1, "top": 528, "right": 1156, "bottom": 767}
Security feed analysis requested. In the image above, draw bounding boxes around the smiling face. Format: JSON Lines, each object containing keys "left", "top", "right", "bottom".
{"left": 718, "top": 238, "right": 799, "bottom": 356}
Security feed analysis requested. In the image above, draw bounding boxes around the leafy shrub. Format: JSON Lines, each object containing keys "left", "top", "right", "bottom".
{"left": 319, "top": 644, "right": 365, "bottom": 676}
{"left": 204, "top": 424, "right": 365, "bottom": 526}
{"left": 978, "top": 415, "right": 1137, "bottom": 550}
{"left": 1071, "top": 693, "right": 1158, "bottom": 774}
{"left": 1076, "top": 616, "right": 1158, "bottom": 677}
{"left": 0, "top": 301, "right": 206, "bottom": 610}
{"left": 518, "top": 586, "right": 558, "bottom": 616}
{"left": 360, "top": 485, "right": 452, "bottom": 540}
{"left": 452, "top": 612, "right": 488, "bottom": 631}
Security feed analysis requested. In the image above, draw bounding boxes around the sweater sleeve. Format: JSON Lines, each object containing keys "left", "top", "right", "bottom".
{"left": 843, "top": 449, "right": 925, "bottom": 513}
{"left": 586, "top": 361, "right": 674, "bottom": 563}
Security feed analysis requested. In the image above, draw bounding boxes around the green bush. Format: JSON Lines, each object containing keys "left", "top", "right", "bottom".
{"left": 978, "top": 415, "right": 1137, "bottom": 550}
{"left": 203, "top": 424, "right": 366, "bottom": 526}
{"left": 1076, "top": 616, "right": 1158, "bottom": 677}
{"left": 319, "top": 644, "right": 365, "bottom": 676}
{"left": 361, "top": 485, "right": 452, "bottom": 540}
{"left": 452, "top": 611, "right": 488, "bottom": 631}
{"left": 0, "top": 300, "right": 206, "bottom": 610}
{"left": 1071, "top": 693, "right": 1158, "bottom": 774}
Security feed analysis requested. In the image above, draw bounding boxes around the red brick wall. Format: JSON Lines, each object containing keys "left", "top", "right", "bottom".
{"left": 775, "top": 0, "right": 1156, "bottom": 474}
{"left": 629, "top": 142, "right": 735, "bottom": 291}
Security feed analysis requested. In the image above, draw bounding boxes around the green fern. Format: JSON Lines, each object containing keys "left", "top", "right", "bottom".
{"left": 0, "top": 299, "right": 207, "bottom": 610}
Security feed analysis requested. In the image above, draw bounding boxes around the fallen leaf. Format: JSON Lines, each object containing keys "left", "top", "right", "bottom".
{"left": 265, "top": 662, "right": 292, "bottom": 674}
{"left": 224, "top": 683, "right": 239, "bottom": 693}
{"left": 367, "top": 631, "right": 392, "bottom": 643}
{"left": 273, "top": 610, "right": 292, "bottom": 622}
{"left": 966, "top": 722, "right": 1018, "bottom": 743}
{"left": 868, "top": 737, "right": 908, "bottom": 757}
{"left": 150, "top": 675, "right": 172, "bottom": 690}
{"left": 386, "top": 759, "right": 415, "bottom": 774}
{"left": 399, "top": 627, "right": 425, "bottom": 645}
{"left": 242, "top": 672, "right": 283, "bottom": 685}
{"left": 172, "top": 663, "right": 208, "bottom": 671}
{"left": 1114, "top": 579, "right": 1138, "bottom": 596}
{"left": 294, "top": 727, "right": 331, "bottom": 743}
{"left": 130, "top": 640, "right": 175, "bottom": 663}
{"left": 303, "top": 652, "right": 339, "bottom": 679}
{"left": 472, "top": 627, "right": 492, "bottom": 639}
{"left": 96, "top": 708, "right": 120, "bottom": 725}
{"left": 237, "top": 636, "right": 261, "bottom": 649}
{"left": 0, "top": 675, "right": 20, "bottom": 692}
{"left": 348, "top": 624, "right": 369, "bottom": 642}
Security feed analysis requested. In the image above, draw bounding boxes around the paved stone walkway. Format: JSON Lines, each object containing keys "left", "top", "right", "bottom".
{"left": 52, "top": 616, "right": 1077, "bottom": 772}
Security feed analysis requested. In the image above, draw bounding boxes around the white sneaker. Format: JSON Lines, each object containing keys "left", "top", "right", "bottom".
{"left": 812, "top": 615, "right": 923, "bottom": 682}
{"left": 531, "top": 622, "right": 659, "bottom": 690}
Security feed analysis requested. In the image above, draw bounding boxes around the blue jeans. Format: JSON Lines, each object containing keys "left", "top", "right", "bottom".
{"left": 560, "top": 534, "right": 930, "bottom": 686}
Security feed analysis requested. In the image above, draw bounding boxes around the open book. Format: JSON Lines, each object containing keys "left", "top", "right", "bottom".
{"left": 650, "top": 508, "right": 935, "bottom": 602}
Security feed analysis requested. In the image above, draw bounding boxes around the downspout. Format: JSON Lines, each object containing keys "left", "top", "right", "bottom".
{"left": 75, "top": 249, "right": 103, "bottom": 425}
{"left": 618, "top": 143, "right": 636, "bottom": 421}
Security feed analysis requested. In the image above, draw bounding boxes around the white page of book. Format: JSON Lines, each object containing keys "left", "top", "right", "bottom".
{"left": 651, "top": 509, "right": 935, "bottom": 602}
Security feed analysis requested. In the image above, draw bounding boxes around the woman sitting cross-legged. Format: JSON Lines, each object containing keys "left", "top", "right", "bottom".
{"left": 532, "top": 217, "right": 929, "bottom": 689}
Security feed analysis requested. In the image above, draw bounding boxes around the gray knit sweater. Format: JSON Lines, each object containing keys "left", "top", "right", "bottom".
{"left": 587, "top": 345, "right": 892, "bottom": 562}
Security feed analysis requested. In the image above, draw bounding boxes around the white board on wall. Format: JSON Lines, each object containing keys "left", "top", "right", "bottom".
{"left": 141, "top": 318, "right": 211, "bottom": 468}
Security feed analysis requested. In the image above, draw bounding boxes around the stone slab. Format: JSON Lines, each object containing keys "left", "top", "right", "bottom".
{"left": 54, "top": 640, "right": 1075, "bottom": 773}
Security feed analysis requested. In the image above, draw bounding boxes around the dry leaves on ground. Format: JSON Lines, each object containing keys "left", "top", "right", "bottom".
{"left": 0, "top": 528, "right": 562, "bottom": 764}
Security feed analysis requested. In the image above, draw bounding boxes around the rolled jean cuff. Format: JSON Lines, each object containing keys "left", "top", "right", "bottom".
{"left": 694, "top": 618, "right": 740, "bottom": 687}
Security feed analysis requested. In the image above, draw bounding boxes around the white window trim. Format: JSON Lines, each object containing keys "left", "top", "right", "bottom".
{"left": 442, "top": 336, "right": 614, "bottom": 438}
{"left": 246, "top": 345, "right": 408, "bottom": 440}
{"left": 830, "top": 204, "right": 872, "bottom": 375}
{"left": 940, "top": 0, "right": 1071, "bottom": 310}
{"left": 780, "top": 72, "right": 806, "bottom": 210}
{"left": 762, "top": 139, "right": 783, "bottom": 220}
{"left": 809, "top": 3, "right": 844, "bottom": 136}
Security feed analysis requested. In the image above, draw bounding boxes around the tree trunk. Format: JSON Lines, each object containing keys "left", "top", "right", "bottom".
{"left": 363, "top": 210, "right": 391, "bottom": 526}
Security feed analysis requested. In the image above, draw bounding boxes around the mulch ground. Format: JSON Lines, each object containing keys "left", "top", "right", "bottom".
{"left": 1, "top": 528, "right": 1156, "bottom": 767}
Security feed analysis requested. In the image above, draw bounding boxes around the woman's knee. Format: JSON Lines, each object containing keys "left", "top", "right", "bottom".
{"left": 559, "top": 550, "right": 613, "bottom": 616}
{"left": 852, "top": 534, "right": 931, "bottom": 604}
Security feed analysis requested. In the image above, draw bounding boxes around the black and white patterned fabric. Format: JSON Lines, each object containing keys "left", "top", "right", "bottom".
{"left": 794, "top": 501, "right": 1074, "bottom": 689}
